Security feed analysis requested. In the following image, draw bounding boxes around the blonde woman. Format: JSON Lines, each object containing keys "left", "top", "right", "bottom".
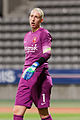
{"left": 13, "top": 8, "right": 53, "bottom": 120}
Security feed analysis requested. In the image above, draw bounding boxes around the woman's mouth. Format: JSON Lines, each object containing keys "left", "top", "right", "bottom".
{"left": 31, "top": 22, "right": 35, "bottom": 26}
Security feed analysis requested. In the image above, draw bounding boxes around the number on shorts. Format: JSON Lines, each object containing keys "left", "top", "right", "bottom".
{"left": 42, "top": 93, "right": 45, "bottom": 103}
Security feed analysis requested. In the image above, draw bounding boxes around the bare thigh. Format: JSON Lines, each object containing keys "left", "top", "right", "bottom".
{"left": 13, "top": 105, "right": 26, "bottom": 116}
{"left": 38, "top": 108, "right": 49, "bottom": 118}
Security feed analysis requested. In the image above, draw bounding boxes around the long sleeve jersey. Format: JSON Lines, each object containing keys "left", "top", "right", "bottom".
{"left": 24, "top": 27, "right": 52, "bottom": 68}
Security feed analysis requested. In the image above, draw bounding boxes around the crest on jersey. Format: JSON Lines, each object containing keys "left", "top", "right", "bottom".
{"left": 33, "top": 37, "right": 37, "bottom": 43}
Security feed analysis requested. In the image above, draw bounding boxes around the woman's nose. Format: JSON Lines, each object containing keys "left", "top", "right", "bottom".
{"left": 32, "top": 16, "right": 35, "bottom": 21}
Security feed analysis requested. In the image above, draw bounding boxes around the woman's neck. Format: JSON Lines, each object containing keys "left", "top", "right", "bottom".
{"left": 32, "top": 27, "right": 40, "bottom": 33}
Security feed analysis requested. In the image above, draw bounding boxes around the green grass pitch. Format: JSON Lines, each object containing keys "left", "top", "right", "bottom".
{"left": 0, "top": 113, "right": 80, "bottom": 120}
{"left": 0, "top": 100, "right": 80, "bottom": 120}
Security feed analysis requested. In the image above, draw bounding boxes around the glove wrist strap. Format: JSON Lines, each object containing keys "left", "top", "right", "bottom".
{"left": 32, "top": 62, "right": 40, "bottom": 68}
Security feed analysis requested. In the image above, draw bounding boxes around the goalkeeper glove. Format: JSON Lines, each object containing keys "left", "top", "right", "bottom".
{"left": 22, "top": 62, "right": 39, "bottom": 80}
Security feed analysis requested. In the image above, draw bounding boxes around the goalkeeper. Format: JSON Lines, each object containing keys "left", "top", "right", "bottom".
{"left": 13, "top": 8, "right": 53, "bottom": 120}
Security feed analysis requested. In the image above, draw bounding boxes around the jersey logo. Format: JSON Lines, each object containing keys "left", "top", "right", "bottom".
{"left": 33, "top": 37, "right": 37, "bottom": 43}
{"left": 25, "top": 44, "right": 38, "bottom": 53}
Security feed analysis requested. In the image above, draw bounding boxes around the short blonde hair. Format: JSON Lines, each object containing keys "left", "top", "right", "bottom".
{"left": 31, "top": 8, "right": 44, "bottom": 19}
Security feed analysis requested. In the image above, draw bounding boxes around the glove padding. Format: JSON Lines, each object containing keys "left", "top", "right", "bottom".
{"left": 22, "top": 62, "right": 39, "bottom": 80}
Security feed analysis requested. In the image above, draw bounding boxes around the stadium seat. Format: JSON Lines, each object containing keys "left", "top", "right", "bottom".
{"left": 0, "top": 0, "right": 80, "bottom": 69}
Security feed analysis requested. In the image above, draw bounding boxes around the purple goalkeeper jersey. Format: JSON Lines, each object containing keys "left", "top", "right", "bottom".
{"left": 24, "top": 27, "right": 52, "bottom": 67}
{"left": 15, "top": 28, "right": 53, "bottom": 108}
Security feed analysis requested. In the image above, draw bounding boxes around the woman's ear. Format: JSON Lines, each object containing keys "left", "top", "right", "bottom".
{"left": 41, "top": 18, "right": 43, "bottom": 23}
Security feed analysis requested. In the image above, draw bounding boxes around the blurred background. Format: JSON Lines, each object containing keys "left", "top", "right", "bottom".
{"left": 0, "top": 0, "right": 80, "bottom": 102}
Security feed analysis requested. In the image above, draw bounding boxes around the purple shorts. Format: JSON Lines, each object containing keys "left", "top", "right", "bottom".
{"left": 15, "top": 67, "right": 53, "bottom": 109}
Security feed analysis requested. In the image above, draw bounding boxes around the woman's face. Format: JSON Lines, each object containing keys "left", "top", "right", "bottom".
{"left": 29, "top": 10, "right": 42, "bottom": 30}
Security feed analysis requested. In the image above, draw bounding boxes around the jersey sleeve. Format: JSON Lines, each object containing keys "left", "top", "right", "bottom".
{"left": 41, "top": 30, "right": 52, "bottom": 60}
{"left": 36, "top": 30, "right": 52, "bottom": 66}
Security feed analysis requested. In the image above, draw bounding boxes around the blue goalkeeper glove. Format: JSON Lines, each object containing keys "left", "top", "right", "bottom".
{"left": 22, "top": 62, "right": 39, "bottom": 80}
